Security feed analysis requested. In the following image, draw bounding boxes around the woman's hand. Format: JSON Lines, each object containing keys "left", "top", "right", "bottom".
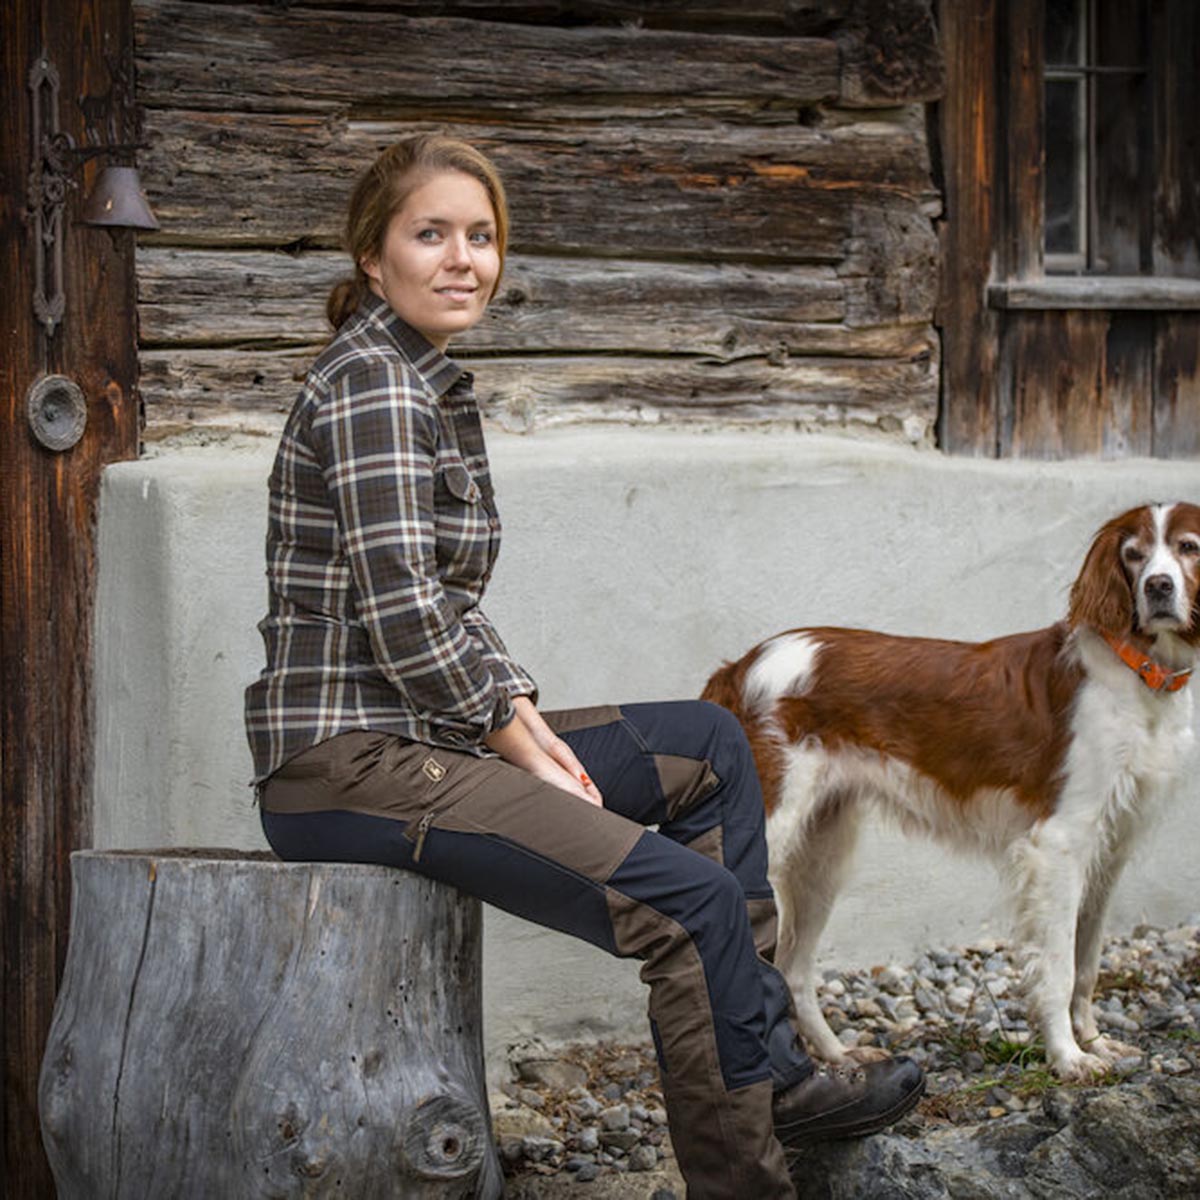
{"left": 512, "top": 697, "right": 604, "bottom": 806}
{"left": 486, "top": 703, "right": 603, "bottom": 807}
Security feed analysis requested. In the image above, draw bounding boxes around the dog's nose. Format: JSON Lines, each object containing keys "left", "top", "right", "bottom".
{"left": 1145, "top": 574, "right": 1175, "bottom": 601}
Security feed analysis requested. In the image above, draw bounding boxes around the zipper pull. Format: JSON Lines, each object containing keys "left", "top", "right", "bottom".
{"left": 413, "top": 810, "right": 435, "bottom": 862}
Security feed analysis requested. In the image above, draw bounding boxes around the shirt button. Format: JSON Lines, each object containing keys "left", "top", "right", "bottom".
{"left": 488, "top": 517, "right": 500, "bottom": 530}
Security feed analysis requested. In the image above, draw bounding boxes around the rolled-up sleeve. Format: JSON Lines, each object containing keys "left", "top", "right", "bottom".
{"left": 461, "top": 607, "right": 539, "bottom": 704}
{"left": 309, "top": 358, "right": 513, "bottom": 744}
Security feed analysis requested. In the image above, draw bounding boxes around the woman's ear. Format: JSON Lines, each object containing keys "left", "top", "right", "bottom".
{"left": 1068, "top": 522, "right": 1135, "bottom": 636}
{"left": 359, "top": 256, "right": 381, "bottom": 287}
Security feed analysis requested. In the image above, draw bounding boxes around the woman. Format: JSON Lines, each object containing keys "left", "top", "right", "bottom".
{"left": 245, "top": 134, "right": 922, "bottom": 1199}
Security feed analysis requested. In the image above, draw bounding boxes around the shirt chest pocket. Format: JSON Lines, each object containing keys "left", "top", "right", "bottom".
{"left": 434, "top": 461, "right": 497, "bottom": 583}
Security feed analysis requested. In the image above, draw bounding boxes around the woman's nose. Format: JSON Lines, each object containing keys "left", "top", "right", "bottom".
{"left": 443, "top": 233, "right": 470, "bottom": 267}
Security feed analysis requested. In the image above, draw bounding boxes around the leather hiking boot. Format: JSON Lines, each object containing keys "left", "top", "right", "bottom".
{"left": 772, "top": 1056, "right": 924, "bottom": 1146}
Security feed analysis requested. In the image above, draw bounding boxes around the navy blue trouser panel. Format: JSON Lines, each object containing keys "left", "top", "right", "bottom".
{"left": 557, "top": 702, "right": 810, "bottom": 1091}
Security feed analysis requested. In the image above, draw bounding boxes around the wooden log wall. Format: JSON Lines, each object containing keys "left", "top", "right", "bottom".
{"left": 132, "top": 0, "right": 944, "bottom": 441}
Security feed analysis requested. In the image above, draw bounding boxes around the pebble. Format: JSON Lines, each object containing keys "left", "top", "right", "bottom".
{"left": 498, "top": 922, "right": 1200, "bottom": 1184}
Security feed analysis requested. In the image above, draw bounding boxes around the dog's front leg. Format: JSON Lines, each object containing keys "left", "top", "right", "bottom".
{"left": 1009, "top": 820, "right": 1109, "bottom": 1081}
{"left": 1072, "top": 842, "right": 1141, "bottom": 1066}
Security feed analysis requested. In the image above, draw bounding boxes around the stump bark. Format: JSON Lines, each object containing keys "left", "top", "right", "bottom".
{"left": 38, "top": 849, "right": 503, "bottom": 1199}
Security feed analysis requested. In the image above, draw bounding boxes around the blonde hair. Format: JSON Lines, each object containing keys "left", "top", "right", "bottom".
{"left": 326, "top": 134, "right": 509, "bottom": 330}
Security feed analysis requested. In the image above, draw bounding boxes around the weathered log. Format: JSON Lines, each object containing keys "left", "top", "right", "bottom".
{"left": 169, "top": 0, "right": 852, "bottom": 36}
{"left": 138, "top": 346, "right": 938, "bottom": 441}
{"left": 134, "top": 1, "right": 841, "bottom": 114}
{"left": 39, "top": 849, "right": 503, "bottom": 1200}
{"left": 137, "top": 247, "right": 933, "bottom": 358}
{"left": 137, "top": 112, "right": 936, "bottom": 258}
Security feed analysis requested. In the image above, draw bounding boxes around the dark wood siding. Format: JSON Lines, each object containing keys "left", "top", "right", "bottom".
{"left": 938, "top": 0, "right": 1200, "bottom": 459}
{"left": 132, "top": 0, "right": 945, "bottom": 441}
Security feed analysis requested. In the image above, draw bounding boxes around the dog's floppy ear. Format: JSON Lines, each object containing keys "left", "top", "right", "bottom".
{"left": 1068, "top": 519, "right": 1134, "bottom": 635}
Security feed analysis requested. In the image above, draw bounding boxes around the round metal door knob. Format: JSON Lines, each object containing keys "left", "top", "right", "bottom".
{"left": 27, "top": 374, "right": 87, "bottom": 451}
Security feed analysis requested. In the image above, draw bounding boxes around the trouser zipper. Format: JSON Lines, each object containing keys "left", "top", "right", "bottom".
{"left": 411, "top": 789, "right": 469, "bottom": 863}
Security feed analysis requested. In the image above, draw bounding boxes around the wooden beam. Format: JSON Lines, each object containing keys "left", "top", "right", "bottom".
{"left": 0, "top": 1, "right": 140, "bottom": 1193}
{"left": 136, "top": 112, "right": 936, "bottom": 260}
{"left": 934, "top": 0, "right": 1001, "bottom": 454}
{"left": 134, "top": 0, "right": 841, "bottom": 114}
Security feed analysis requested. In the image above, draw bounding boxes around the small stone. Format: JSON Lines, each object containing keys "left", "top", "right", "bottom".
{"left": 914, "top": 987, "right": 940, "bottom": 1012}
{"left": 575, "top": 1162, "right": 599, "bottom": 1182}
{"left": 518, "top": 1058, "right": 591, "bottom": 1092}
{"left": 651, "top": 1190, "right": 680, "bottom": 1200}
{"left": 628, "top": 1144, "right": 658, "bottom": 1171}
{"left": 600, "top": 1103, "right": 630, "bottom": 1131}
{"left": 647, "top": 1105, "right": 669, "bottom": 1126}
{"left": 963, "top": 1051, "right": 986, "bottom": 1073}
{"left": 600, "top": 1130, "right": 641, "bottom": 1152}
{"left": 601, "top": 1083, "right": 623, "bottom": 1102}
{"left": 609, "top": 1055, "right": 641, "bottom": 1076}
{"left": 565, "top": 1155, "right": 594, "bottom": 1171}
{"left": 575, "top": 1126, "right": 600, "bottom": 1153}
{"left": 521, "top": 1136, "right": 563, "bottom": 1162}
{"left": 986, "top": 1105, "right": 1007, "bottom": 1119}
{"left": 1160, "top": 1057, "right": 1193, "bottom": 1075}
{"left": 824, "top": 978, "right": 846, "bottom": 998}
{"left": 946, "top": 986, "right": 975, "bottom": 1012}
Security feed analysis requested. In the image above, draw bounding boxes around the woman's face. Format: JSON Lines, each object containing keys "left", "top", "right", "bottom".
{"left": 362, "top": 169, "right": 500, "bottom": 351}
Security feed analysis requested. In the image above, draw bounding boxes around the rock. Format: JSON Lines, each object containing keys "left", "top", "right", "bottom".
{"left": 789, "top": 1078, "right": 1200, "bottom": 1200}
{"left": 600, "top": 1104, "right": 630, "bottom": 1131}
{"left": 518, "top": 1058, "right": 591, "bottom": 1092}
{"left": 628, "top": 1145, "right": 658, "bottom": 1171}
{"left": 574, "top": 1126, "right": 600, "bottom": 1153}
{"left": 599, "top": 1130, "right": 641, "bottom": 1152}
{"left": 575, "top": 1162, "right": 599, "bottom": 1182}
{"left": 493, "top": 1104, "right": 560, "bottom": 1143}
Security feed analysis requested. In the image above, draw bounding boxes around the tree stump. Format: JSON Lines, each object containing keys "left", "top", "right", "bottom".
{"left": 38, "top": 849, "right": 503, "bottom": 1199}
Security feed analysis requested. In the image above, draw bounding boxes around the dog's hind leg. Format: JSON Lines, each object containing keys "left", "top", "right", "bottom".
{"left": 768, "top": 788, "right": 864, "bottom": 1064}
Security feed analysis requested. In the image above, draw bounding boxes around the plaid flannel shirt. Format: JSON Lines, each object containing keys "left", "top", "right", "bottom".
{"left": 244, "top": 291, "right": 537, "bottom": 783}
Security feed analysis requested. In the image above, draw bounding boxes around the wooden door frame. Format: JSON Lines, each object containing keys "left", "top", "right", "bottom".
{"left": 1, "top": 1, "right": 139, "bottom": 1193}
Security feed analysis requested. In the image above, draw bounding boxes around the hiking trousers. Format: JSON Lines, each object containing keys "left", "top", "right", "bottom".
{"left": 259, "top": 699, "right": 809, "bottom": 1199}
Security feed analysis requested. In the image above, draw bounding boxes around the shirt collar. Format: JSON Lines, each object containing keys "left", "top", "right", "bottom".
{"left": 358, "top": 290, "right": 469, "bottom": 399}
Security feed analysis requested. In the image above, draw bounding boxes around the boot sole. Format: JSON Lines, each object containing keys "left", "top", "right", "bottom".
{"left": 777, "top": 1075, "right": 926, "bottom": 1147}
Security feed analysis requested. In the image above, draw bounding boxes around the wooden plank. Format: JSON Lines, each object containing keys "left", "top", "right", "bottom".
{"left": 1153, "top": 314, "right": 1200, "bottom": 458}
{"left": 837, "top": 0, "right": 945, "bottom": 107}
{"left": 137, "top": 112, "right": 936, "bottom": 259}
{"left": 989, "top": 277, "right": 1200, "bottom": 311}
{"left": 0, "top": 0, "right": 141, "bottom": 1194}
{"left": 138, "top": 347, "right": 939, "bottom": 441}
{"left": 137, "top": 247, "right": 934, "bottom": 360}
{"left": 1101, "top": 313, "right": 1154, "bottom": 457}
{"left": 997, "top": 310, "right": 1149, "bottom": 459}
{"left": 1150, "top": 1, "right": 1200, "bottom": 276}
{"left": 170, "top": 0, "right": 852, "bottom": 35}
{"left": 133, "top": 1, "right": 841, "bottom": 114}
{"left": 1000, "top": 0, "right": 1043, "bottom": 279}
{"left": 934, "top": 0, "right": 1000, "bottom": 454}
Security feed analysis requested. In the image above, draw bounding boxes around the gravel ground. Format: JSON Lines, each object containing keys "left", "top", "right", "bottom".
{"left": 496, "top": 920, "right": 1200, "bottom": 1197}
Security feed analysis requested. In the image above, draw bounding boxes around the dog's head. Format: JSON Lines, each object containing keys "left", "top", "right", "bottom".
{"left": 1068, "top": 502, "right": 1200, "bottom": 643}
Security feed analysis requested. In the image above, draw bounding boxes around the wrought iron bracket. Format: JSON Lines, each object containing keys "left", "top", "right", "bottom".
{"left": 26, "top": 50, "right": 71, "bottom": 340}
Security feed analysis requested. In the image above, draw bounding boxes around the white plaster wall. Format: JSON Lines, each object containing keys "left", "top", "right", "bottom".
{"left": 94, "top": 430, "right": 1200, "bottom": 1062}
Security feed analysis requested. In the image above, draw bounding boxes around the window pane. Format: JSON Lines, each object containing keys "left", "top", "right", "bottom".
{"left": 1045, "top": 79, "right": 1085, "bottom": 257}
{"left": 1045, "top": 0, "right": 1083, "bottom": 66}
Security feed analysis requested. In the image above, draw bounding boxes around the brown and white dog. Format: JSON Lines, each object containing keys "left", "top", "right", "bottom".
{"left": 703, "top": 503, "right": 1200, "bottom": 1080}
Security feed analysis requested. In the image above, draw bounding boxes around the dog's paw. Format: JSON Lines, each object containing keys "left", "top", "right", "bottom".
{"left": 1051, "top": 1049, "right": 1111, "bottom": 1082}
{"left": 843, "top": 1045, "right": 893, "bottom": 1065}
{"left": 1085, "top": 1035, "right": 1143, "bottom": 1066}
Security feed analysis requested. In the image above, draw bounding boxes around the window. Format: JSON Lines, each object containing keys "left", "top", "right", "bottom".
{"left": 1043, "top": 0, "right": 1149, "bottom": 274}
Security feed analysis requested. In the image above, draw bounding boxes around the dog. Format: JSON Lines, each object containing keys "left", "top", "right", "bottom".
{"left": 702, "top": 503, "right": 1200, "bottom": 1081}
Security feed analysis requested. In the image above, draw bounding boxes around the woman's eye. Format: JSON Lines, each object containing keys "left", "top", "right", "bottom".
{"left": 417, "top": 228, "right": 440, "bottom": 242}
{"left": 469, "top": 231, "right": 493, "bottom": 245}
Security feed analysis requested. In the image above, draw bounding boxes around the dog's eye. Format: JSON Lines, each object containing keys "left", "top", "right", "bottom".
{"left": 1179, "top": 539, "right": 1200, "bottom": 556}
{"left": 1123, "top": 547, "right": 1146, "bottom": 563}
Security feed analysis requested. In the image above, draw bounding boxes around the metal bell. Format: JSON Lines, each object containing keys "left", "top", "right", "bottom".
{"left": 80, "top": 165, "right": 160, "bottom": 230}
